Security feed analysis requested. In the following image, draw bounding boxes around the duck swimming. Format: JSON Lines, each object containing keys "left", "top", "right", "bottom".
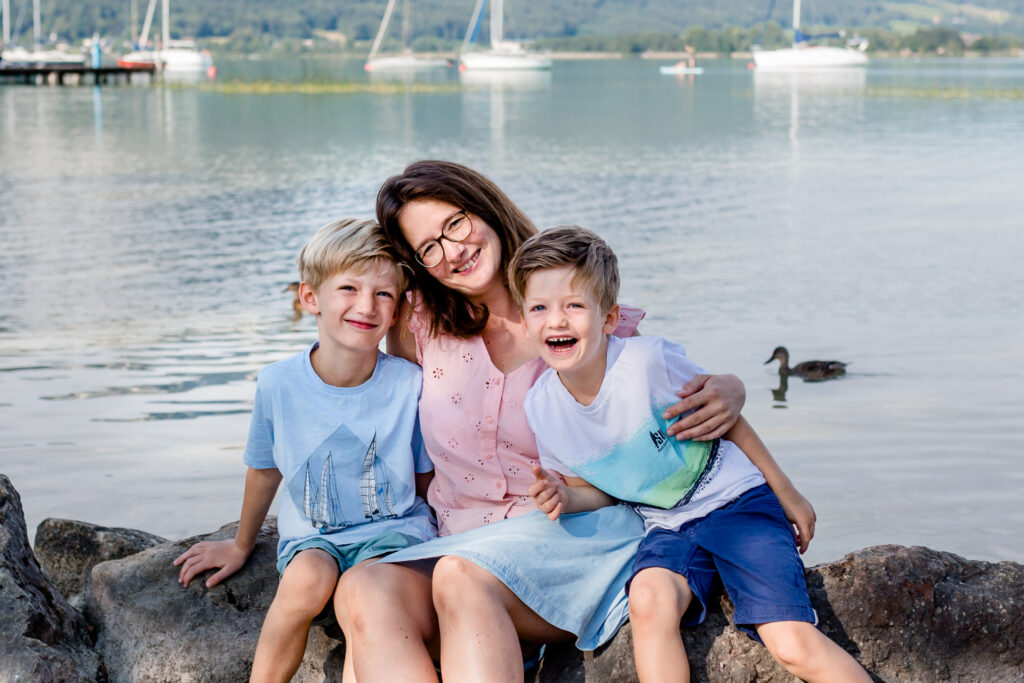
{"left": 285, "top": 282, "right": 303, "bottom": 316}
{"left": 765, "top": 347, "right": 847, "bottom": 381}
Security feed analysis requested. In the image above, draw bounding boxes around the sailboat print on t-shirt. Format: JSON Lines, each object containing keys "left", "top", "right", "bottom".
{"left": 288, "top": 424, "right": 400, "bottom": 533}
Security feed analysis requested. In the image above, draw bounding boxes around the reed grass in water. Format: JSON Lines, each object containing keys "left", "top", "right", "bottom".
{"left": 190, "top": 80, "right": 461, "bottom": 95}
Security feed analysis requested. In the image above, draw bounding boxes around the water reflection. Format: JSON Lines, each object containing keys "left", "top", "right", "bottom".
{"left": 753, "top": 68, "right": 867, "bottom": 143}
{"left": 772, "top": 373, "right": 789, "bottom": 405}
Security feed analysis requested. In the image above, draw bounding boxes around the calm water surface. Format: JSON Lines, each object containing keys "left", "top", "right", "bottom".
{"left": 1, "top": 57, "right": 1022, "bottom": 565}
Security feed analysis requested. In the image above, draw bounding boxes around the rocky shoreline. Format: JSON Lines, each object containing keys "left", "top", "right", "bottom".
{"left": 2, "top": 474, "right": 1022, "bottom": 682}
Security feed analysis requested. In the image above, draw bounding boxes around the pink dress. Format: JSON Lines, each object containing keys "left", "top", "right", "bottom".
{"left": 407, "top": 295, "right": 645, "bottom": 536}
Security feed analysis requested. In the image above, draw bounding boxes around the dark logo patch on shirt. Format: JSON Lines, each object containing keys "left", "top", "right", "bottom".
{"left": 649, "top": 429, "right": 668, "bottom": 451}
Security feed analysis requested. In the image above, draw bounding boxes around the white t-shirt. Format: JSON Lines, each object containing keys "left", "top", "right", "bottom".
{"left": 524, "top": 335, "right": 765, "bottom": 532}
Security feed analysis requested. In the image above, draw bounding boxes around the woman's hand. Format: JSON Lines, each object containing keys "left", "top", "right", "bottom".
{"left": 775, "top": 485, "right": 816, "bottom": 554}
{"left": 664, "top": 374, "right": 746, "bottom": 441}
{"left": 173, "top": 538, "right": 249, "bottom": 588}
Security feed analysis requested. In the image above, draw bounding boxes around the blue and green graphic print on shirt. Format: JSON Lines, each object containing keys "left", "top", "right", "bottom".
{"left": 572, "top": 405, "right": 720, "bottom": 509}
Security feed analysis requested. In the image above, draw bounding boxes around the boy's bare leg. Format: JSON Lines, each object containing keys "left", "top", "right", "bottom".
{"left": 628, "top": 567, "right": 693, "bottom": 683}
{"left": 335, "top": 560, "right": 440, "bottom": 683}
{"left": 431, "top": 555, "right": 573, "bottom": 683}
{"left": 250, "top": 549, "right": 339, "bottom": 683}
{"left": 756, "top": 621, "right": 871, "bottom": 682}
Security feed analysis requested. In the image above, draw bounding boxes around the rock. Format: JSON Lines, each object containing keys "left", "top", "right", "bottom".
{"left": 85, "top": 518, "right": 344, "bottom": 683}
{"left": 534, "top": 545, "right": 1024, "bottom": 682}
{"left": 0, "top": 475, "right": 102, "bottom": 683}
{"left": 34, "top": 518, "right": 166, "bottom": 611}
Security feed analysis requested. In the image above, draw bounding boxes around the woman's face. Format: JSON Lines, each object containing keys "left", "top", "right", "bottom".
{"left": 398, "top": 198, "right": 504, "bottom": 300}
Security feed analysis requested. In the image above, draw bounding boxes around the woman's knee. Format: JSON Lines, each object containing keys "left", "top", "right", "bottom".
{"left": 432, "top": 555, "right": 502, "bottom": 611}
{"left": 627, "top": 568, "right": 691, "bottom": 626}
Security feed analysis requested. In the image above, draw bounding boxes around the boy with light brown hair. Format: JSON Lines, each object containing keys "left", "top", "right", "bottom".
{"left": 174, "top": 218, "right": 435, "bottom": 682}
{"left": 512, "top": 225, "right": 869, "bottom": 683}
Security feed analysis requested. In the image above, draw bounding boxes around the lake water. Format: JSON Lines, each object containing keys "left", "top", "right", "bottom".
{"left": 1, "top": 57, "right": 1022, "bottom": 566}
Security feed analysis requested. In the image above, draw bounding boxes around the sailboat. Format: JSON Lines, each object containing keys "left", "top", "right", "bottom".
{"left": 365, "top": 0, "right": 450, "bottom": 72}
{"left": 459, "top": 0, "right": 552, "bottom": 71}
{"left": 752, "top": 0, "right": 867, "bottom": 70}
{"left": 118, "top": 0, "right": 213, "bottom": 74}
{"left": 0, "top": 0, "right": 85, "bottom": 66}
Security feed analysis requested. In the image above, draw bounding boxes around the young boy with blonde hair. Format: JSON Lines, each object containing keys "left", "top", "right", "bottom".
{"left": 511, "top": 226, "right": 869, "bottom": 683}
{"left": 173, "top": 218, "right": 435, "bottom": 682}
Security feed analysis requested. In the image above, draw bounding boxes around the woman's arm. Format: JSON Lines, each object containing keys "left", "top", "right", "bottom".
{"left": 386, "top": 293, "right": 419, "bottom": 364}
{"left": 664, "top": 373, "right": 746, "bottom": 441}
{"left": 724, "top": 417, "right": 816, "bottom": 553}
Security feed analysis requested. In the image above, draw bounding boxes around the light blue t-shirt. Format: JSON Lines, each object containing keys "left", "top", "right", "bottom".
{"left": 244, "top": 343, "right": 436, "bottom": 561}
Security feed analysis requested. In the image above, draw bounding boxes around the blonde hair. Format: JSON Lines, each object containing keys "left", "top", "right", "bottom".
{"left": 297, "top": 218, "right": 407, "bottom": 292}
{"left": 508, "top": 225, "right": 619, "bottom": 313}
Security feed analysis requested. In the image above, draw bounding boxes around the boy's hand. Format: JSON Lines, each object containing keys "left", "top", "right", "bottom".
{"left": 528, "top": 466, "right": 567, "bottom": 521}
{"left": 173, "top": 539, "right": 249, "bottom": 588}
{"left": 775, "top": 486, "right": 816, "bottom": 554}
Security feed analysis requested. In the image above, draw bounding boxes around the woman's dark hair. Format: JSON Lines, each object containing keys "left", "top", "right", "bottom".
{"left": 377, "top": 160, "right": 537, "bottom": 339}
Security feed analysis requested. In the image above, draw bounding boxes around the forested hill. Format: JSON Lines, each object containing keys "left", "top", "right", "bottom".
{"left": 13, "top": 0, "right": 1024, "bottom": 45}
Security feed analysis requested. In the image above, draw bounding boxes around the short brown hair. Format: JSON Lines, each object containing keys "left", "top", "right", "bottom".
{"left": 377, "top": 160, "right": 537, "bottom": 339}
{"left": 508, "top": 225, "right": 619, "bottom": 313}
{"left": 297, "top": 218, "right": 407, "bottom": 292}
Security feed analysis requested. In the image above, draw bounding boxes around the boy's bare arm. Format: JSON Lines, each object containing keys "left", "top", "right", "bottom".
{"left": 173, "top": 466, "right": 282, "bottom": 588}
{"left": 529, "top": 466, "right": 615, "bottom": 520}
{"left": 724, "top": 417, "right": 816, "bottom": 553}
{"left": 414, "top": 470, "right": 434, "bottom": 501}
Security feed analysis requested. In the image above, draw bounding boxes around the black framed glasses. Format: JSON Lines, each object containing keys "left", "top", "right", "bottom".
{"left": 414, "top": 211, "right": 474, "bottom": 268}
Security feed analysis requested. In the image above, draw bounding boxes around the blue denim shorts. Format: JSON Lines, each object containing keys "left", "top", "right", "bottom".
{"left": 628, "top": 484, "right": 816, "bottom": 641}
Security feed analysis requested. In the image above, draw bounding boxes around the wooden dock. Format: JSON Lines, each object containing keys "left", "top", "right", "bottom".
{"left": 0, "top": 64, "right": 156, "bottom": 86}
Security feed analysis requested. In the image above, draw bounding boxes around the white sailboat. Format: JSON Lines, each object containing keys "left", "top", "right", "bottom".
{"left": 365, "top": 0, "right": 450, "bottom": 72}
{"left": 752, "top": 0, "right": 867, "bottom": 71}
{"left": 459, "top": 0, "right": 551, "bottom": 71}
{"left": 0, "top": 0, "right": 85, "bottom": 66}
{"left": 119, "top": 0, "right": 212, "bottom": 74}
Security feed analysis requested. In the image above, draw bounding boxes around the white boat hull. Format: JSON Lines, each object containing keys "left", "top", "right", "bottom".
{"left": 160, "top": 45, "right": 212, "bottom": 72}
{"left": 659, "top": 65, "right": 704, "bottom": 75}
{"left": 1, "top": 46, "right": 85, "bottom": 66}
{"left": 365, "top": 55, "right": 450, "bottom": 71}
{"left": 753, "top": 46, "right": 867, "bottom": 71}
{"left": 460, "top": 50, "right": 551, "bottom": 71}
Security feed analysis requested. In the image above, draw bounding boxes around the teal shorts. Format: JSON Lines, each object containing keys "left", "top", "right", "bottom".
{"left": 275, "top": 530, "right": 424, "bottom": 575}
{"left": 276, "top": 530, "right": 424, "bottom": 627}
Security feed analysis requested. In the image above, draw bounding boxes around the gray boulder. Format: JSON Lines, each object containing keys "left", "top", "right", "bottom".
{"left": 85, "top": 518, "right": 344, "bottom": 683}
{"left": 535, "top": 545, "right": 1024, "bottom": 682}
{"left": 0, "top": 474, "right": 102, "bottom": 683}
{"left": 34, "top": 518, "right": 165, "bottom": 610}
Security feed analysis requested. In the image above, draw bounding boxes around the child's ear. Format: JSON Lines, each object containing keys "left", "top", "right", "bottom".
{"left": 602, "top": 304, "right": 620, "bottom": 335}
{"left": 299, "top": 282, "right": 320, "bottom": 316}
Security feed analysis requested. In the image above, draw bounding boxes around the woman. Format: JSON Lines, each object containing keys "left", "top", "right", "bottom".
{"left": 334, "top": 160, "right": 814, "bottom": 682}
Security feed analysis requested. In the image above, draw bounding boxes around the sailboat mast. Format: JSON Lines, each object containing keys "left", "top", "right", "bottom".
{"left": 367, "top": 0, "right": 398, "bottom": 62}
{"left": 130, "top": 0, "right": 138, "bottom": 46}
{"left": 139, "top": 0, "right": 157, "bottom": 48}
{"left": 402, "top": 0, "right": 411, "bottom": 51}
{"left": 490, "top": 0, "right": 502, "bottom": 46}
{"left": 2, "top": 0, "right": 10, "bottom": 46}
{"left": 792, "top": 0, "right": 801, "bottom": 46}
{"left": 460, "top": 0, "right": 485, "bottom": 55}
{"left": 161, "top": 0, "right": 169, "bottom": 48}
{"left": 32, "top": 0, "right": 39, "bottom": 47}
